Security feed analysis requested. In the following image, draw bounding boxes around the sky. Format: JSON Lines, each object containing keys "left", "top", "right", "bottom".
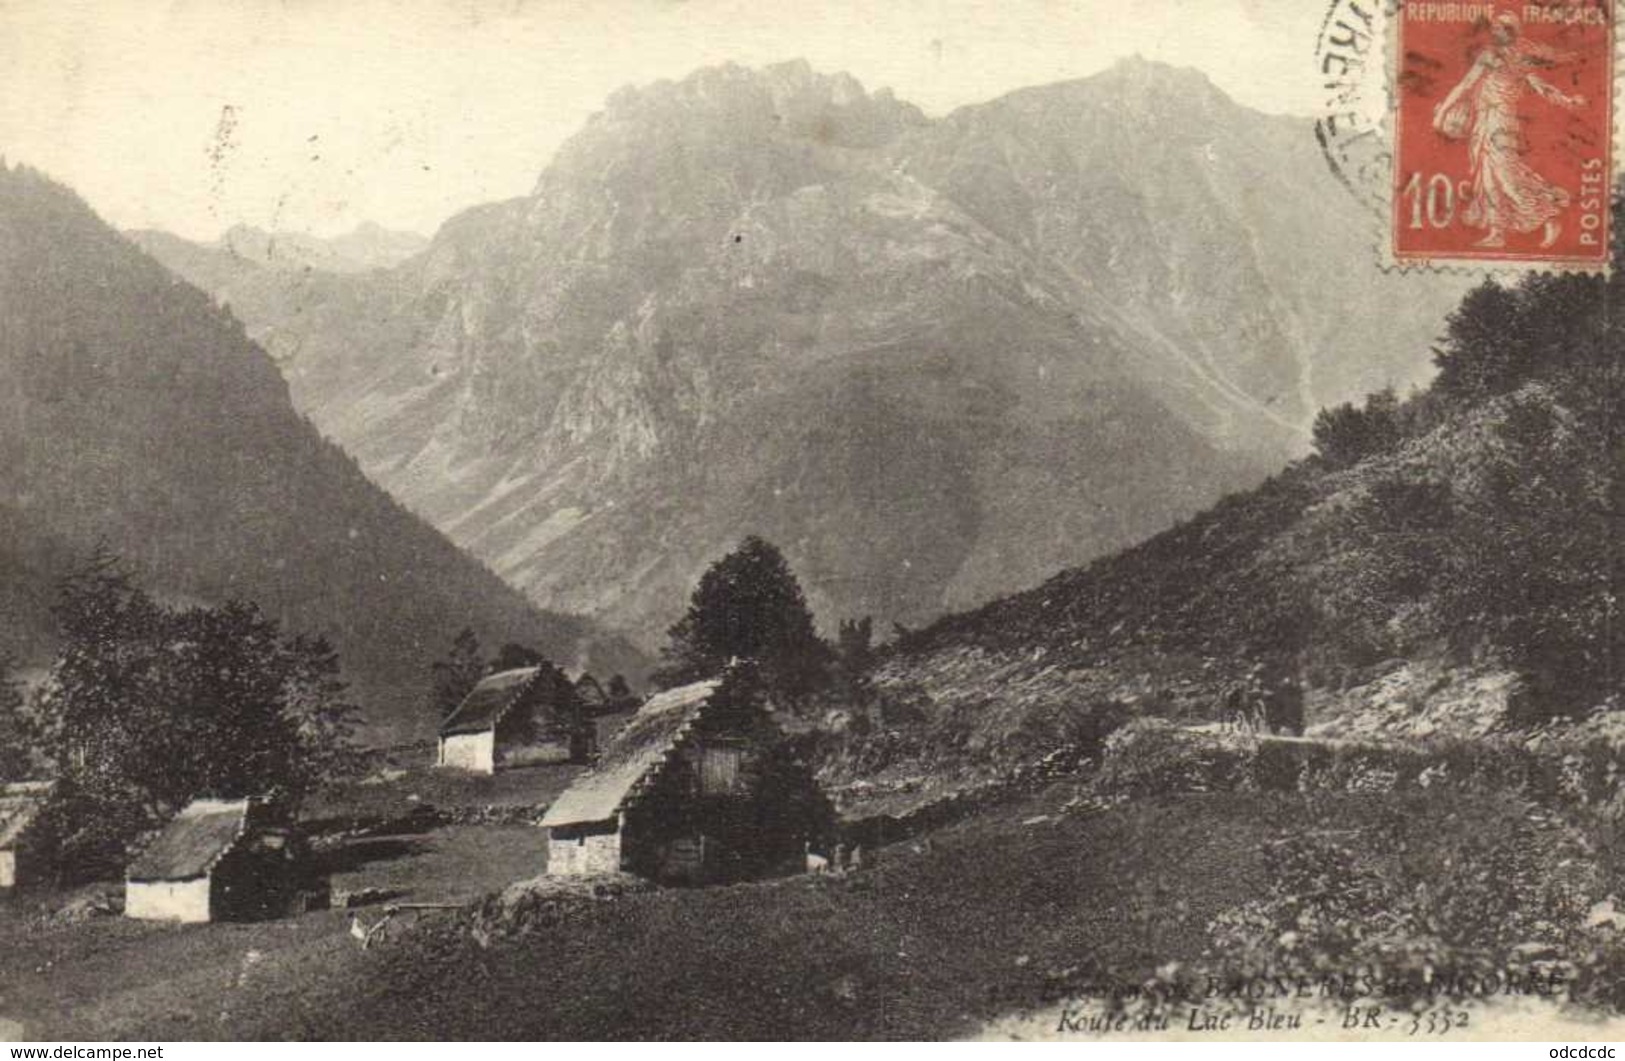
{"left": 0, "top": 0, "right": 1327, "bottom": 241}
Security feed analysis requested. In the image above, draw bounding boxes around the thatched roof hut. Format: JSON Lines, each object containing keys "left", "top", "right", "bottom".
{"left": 541, "top": 675, "right": 830, "bottom": 883}
{"left": 439, "top": 664, "right": 593, "bottom": 773}
{"left": 126, "top": 797, "right": 317, "bottom": 922}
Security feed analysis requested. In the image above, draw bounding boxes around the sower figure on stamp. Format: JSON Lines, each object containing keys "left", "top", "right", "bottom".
{"left": 1432, "top": 13, "right": 1585, "bottom": 249}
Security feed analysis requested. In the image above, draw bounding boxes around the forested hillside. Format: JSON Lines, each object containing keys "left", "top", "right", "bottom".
{"left": 0, "top": 164, "right": 647, "bottom": 741}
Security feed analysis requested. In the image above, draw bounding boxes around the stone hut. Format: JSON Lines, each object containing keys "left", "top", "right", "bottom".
{"left": 438, "top": 664, "right": 594, "bottom": 774}
{"left": 125, "top": 797, "right": 318, "bottom": 923}
{"left": 540, "top": 673, "right": 831, "bottom": 884}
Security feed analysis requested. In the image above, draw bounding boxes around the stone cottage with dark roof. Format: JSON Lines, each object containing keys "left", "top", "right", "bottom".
{"left": 125, "top": 797, "right": 317, "bottom": 923}
{"left": 438, "top": 663, "right": 594, "bottom": 774}
{"left": 540, "top": 673, "right": 831, "bottom": 884}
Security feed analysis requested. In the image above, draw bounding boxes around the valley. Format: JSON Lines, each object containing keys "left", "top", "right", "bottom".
{"left": 137, "top": 59, "right": 1466, "bottom": 651}
{"left": 3, "top": 36, "right": 1621, "bottom": 1044}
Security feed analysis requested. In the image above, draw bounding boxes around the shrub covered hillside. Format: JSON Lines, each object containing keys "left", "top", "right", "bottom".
{"left": 845, "top": 198, "right": 1625, "bottom": 787}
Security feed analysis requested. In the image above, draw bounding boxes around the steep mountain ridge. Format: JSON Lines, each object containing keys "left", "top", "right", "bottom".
{"left": 0, "top": 164, "right": 646, "bottom": 741}
{"left": 140, "top": 59, "right": 1464, "bottom": 648}
{"left": 895, "top": 58, "right": 1449, "bottom": 434}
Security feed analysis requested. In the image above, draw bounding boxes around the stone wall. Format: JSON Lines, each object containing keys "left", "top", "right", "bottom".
{"left": 498, "top": 740, "right": 571, "bottom": 769}
{"left": 547, "top": 828, "right": 621, "bottom": 876}
{"left": 125, "top": 877, "right": 212, "bottom": 922}
{"left": 439, "top": 731, "right": 495, "bottom": 773}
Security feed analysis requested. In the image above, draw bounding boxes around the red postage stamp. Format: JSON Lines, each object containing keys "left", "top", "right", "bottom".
{"left": 1393, "top": 1, "right": 1615, "bottom": 268}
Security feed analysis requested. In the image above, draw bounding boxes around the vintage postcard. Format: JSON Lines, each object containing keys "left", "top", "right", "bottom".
{"left": 1, "top": 0, "right": 1624, "bottom": 1045}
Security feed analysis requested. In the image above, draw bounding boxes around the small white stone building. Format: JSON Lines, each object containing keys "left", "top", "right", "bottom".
{"left": 126, "top": 797, "right": 313, "bottom": 923}
{"left": 438, "top": 664, "right": 593, "bottom": 774}
{"left": 540, "top": 674, "right": 831, "bottom": 884}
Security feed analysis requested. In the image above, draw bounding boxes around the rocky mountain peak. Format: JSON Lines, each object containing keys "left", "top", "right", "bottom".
{"left": 552, "top": 61, "right": 926, "bottom": 181}
{"left": 961, "top": 56, "right": 1236, "bottom": 136}
{"left": 1086, "top": 57, "right": 1241, "bottom": 135}
{"left": 1091, "top": 55, "right": 1230, "bottom": 101}
{"left": 521, "top": 61, "right": 928, "bottom": 246}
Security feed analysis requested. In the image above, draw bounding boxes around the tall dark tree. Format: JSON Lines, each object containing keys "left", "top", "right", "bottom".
{"left": 605, "top": 673, "right": 639, "bottom": 712}
{"left": 1431, "top": 279, "right": 1530, "bottom": 403}
{"left": 1311, "top": 387, "right": 1401, "bottom": 467}
{"left": 832, "top": 616, "right": 878, "bottom": 720}
{"left": 0, "top": 657, "right": 32, "bottom": 782}
{"left": 428, "top": 627, "right": 485, "bottom": 722}
{"left": 280, "top": 631, "right": 362, "bottom": 793}
{"left": 655, "top": 536, "right": 831, "bottom": 699}
{"left": 26, "top": 553, "right": 360, "bottom": 873}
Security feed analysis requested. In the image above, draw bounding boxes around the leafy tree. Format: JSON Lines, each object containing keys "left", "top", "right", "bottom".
{"left": 1259, "top": 658, "right": 1306, "bottom": 736}
{"left": 1440, "top": 389, "right": 1621, "bottom": 720}
{"left": 26, "top": 554, "right": 360, "bottom": 873}
{"left": 0, "top": 657, "right": 32, "bottom": 782}
{"left": 1408, "top": 219, "right": 1621, "bottom": 718}
{"left": 1311, "top": 387, "right": 1402, "bottom": 468}
{"left": 1431, "top": 280, "right": 1543, "bottom": 403}
{"left": 428, "top": 627, "right": 485, "bottom": 722}
{"left": 655, "top": 536, "right": 832, "bottom": 700}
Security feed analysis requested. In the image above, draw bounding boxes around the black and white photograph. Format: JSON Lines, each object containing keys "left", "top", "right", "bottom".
{"left": 1, "top": 0, "right": 1624, "bottom": 1043}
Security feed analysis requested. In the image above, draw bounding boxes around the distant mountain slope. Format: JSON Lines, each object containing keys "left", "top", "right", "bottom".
{"left": 0, "top": 164, "right": 646, "bottom": 742}
{"left": 894, "top": 59, "right": 1455, "bottom": 433}
{"left": 139, "top": 59, "right": 1464, "bottom": 649}
{"left": 863, "top": 260, "right": 1623, "bottom": 773}
{"left": 130, "top": 222, "right": 427, "bottom": 275}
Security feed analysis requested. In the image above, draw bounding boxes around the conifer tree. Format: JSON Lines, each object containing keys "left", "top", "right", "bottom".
{"left": 428, "top": 627, "right": 486, "bottom": 722}
{"left": 656, "top": 536, "right": 831, "bottom": 699}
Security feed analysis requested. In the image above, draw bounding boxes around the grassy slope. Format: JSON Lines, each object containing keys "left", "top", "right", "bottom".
{"left": 0, "top": 759, "right": 574, "bottom": 1039}
{"left": 0, "top": 782, "right": 1565, "bottom": 1041}
{"left": 327, "top": 824, "right": 551, "bottom": 907}
{"left": 15, "top": 785, "right": 1275, "bottom": 1040}
{"left": 0, "top": 824, "right": 548, "bottom": 1039}
{"left": 303, "top": 748, "right": 585, "bottom": 822}
{"left": 0, "top": 165, "right": 650, "bottom": 744}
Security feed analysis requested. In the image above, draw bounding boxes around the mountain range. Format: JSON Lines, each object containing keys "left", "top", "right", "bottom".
{"left": 0, "top": 164, "right": 646, "bottom": 742}
{"left": 135, "top": 58, "right": 1466, "bottom": 649}
{"left": 132, "top": 221, "right": 427, "bottom": 277}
